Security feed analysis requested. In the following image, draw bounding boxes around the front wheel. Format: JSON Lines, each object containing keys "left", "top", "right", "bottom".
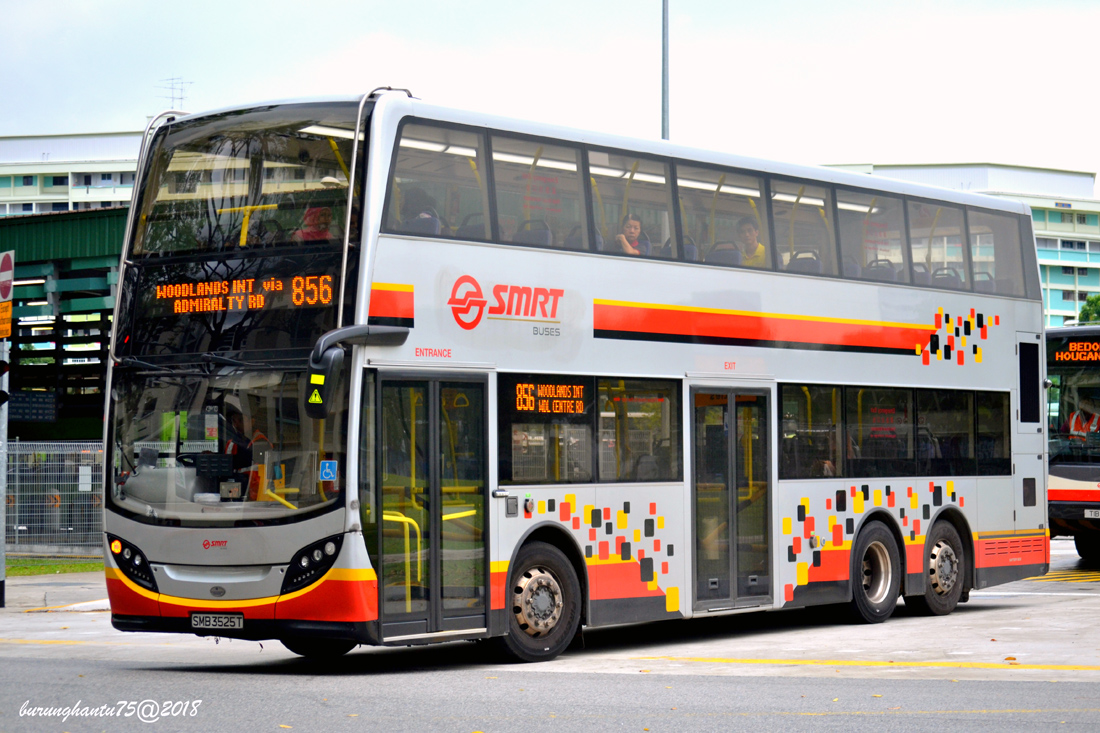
{"left": 906, "top": 521, "right": 965, "bottom": 616}
{"left": 281, "top": 637, "right": 356, "bottom": 659}
{"left": 496, "top": 541, "right": 581, "bottom": 662}
{"left": 848, "top": 521, "right": 901, "bottom": 623}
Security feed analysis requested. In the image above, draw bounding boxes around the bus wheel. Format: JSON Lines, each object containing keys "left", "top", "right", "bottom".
{"left": 849, "top": 522, "right": 900, "bottom": 624}
{"left": 280, "top": 637, "right": 357, "bottom": 659}
{"left": 498, "top": 541, "right": 581, "bottom": 662}
{"left": 906, "top": 521, "right": 965, "bottom": 616}
{"left": 1075, "top": 534, "right": 1100, "bottom": 565}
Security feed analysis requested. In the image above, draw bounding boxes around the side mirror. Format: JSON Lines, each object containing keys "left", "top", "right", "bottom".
{"left": 304, "top": 346, "right": 344, "bottom": 420}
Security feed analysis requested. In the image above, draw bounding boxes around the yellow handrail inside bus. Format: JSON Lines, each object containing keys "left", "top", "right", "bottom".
{"left": 216, "top": 204, "right": 278, "bottom": 247}
{"left": 621, "top": 160, "right": 640, "bottom": 221}
{"left": 591, "top": 176, "right": 608, "bottom": 240}
{"left": 748, "top": 196, "right": 761, "bottom": 229}
{"left": 861, "top": 197, "right": 878, "bottom": 266}
{"left": 382, "top": 510, "right": 422, "bottom": 613}
{"left": 801, "top": 386, "right": 812, "bottom": 443}
{"left": 709, "top": 173, "right": 727, "bottom": 248}
{"left": 522, "top": 145, "right": 544, "bottom": 224}
{"left": 787, "top": 186, "right": 805, "bottom": 256}
{"left": 326, "top": 137, "right": 351, "bottom": 183}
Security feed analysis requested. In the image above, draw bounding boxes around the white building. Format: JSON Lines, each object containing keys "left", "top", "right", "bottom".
{"left": 829, "top": 163, "right": 1100, "bottom": 328}
{"left": 0, "top": 131, "right": 142, "bottom": 217}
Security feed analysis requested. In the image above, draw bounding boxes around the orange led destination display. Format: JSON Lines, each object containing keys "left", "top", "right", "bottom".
{"left": 154, "top": 275, "right": 334, "bottom": 314}
{"left": 515, "top": 382, "right": 586, "bottom": 415}
{"left": 1053, "top": 340, "right": 1100, "bottom": 362}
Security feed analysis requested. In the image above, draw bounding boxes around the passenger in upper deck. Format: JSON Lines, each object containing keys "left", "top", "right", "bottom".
{"left": 615, "top": 214, "right": 645, "bottom": 255}
{"left": 398, "top": 187, "right": 442, "bottom": 234}
{"left": 292, "top": 206, "right": 334, "bottom": 242}
{"left": 734, "top": 216, "right": 766, "bottom": 267}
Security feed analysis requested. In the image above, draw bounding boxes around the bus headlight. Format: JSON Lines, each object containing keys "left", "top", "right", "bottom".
{"left": 282, "top": 534, "right": 344, "bottom": 594}
{"left": 106, "top": 534, "right": 159, "bottom": 593}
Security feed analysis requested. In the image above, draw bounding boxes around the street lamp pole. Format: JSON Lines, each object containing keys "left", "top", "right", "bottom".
{"left": 661, "top": 0, "right": 669, "bottom": 140}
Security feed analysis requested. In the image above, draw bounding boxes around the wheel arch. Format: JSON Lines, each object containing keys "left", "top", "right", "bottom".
{"left": 509, "top": 522, "right": 590, "bottom": 626}
{"left": 927, "top": 507, "right": 974, "bottom": 593}
{"left": 851, "top": 509, "right": 908, "bottom": 588}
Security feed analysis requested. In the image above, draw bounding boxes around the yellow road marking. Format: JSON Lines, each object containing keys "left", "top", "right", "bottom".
{"left": 634, "top": 655, "right": 1100, "bottom": 672}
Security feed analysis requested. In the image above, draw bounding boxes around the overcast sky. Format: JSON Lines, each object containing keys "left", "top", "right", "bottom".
{"left": 2, "top": 0, "right": 1096, "bottom": 193}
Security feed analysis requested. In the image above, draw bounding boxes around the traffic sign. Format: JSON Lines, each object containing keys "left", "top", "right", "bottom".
{"left": 0, "top": 251, "right": 13, "bottom": 303}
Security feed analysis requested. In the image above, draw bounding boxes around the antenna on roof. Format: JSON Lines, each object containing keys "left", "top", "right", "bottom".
{"left": 158, "top": 77, "right": 194, "bottom": 109}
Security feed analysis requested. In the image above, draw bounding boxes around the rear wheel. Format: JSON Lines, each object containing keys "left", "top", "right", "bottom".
{"left": 496, "top": 541, "right": 581, "bottom": 662}
{"left": 849, "top": 521, "right": 901, "bottom": 623}
{"left": 280, "top": 637, "right": 356, "bottom": 659}
{"left": 906, "top": 521, "right": 965, "bottom": 616}
{"left": 1075, "top": 534, "right": 1100, "bottom": 565}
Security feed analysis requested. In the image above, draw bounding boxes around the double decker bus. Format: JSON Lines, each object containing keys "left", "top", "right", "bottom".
{"left": 1046, "top": 325, "right": 1100, "bottom": 562}
{"left": 104, "top": 89, "right": 1048, "bottom": 661}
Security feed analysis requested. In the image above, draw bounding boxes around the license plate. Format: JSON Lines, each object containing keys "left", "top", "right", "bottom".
{"left": 1085, "top": 509, "right": 1100, "bottom": 519}
{"left": 191, "top": 613, "right": 243, "bottom": 630}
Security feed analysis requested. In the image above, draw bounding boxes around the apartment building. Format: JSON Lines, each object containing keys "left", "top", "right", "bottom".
{"left": 0, "top": 131, "right": 142, "bottom": 216}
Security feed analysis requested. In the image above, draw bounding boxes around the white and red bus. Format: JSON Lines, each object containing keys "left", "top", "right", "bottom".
{"left": 1047, "top": 325, "right": 1100, "bottom": 561}
{"left": 104, "top": 89, "right": 1048, "bottom": 661}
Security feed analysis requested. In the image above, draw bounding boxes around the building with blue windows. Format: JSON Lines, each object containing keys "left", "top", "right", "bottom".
{"left": 830, "top": 163, "right": 1099, "bottom": 328}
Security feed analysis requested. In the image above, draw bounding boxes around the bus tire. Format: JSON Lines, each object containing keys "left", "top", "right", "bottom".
{"left": 906, "top": 521, "right": 965, "bottom": 616}
{"left": 1075, "top": 534, "right": 1100, "bottom": 565}
{"left": 280, "top": 637, "right": 356, "bottom": 659}
{"left": 849, "top": 521, "right": 901, "bottom": 624}
{"left": 496, "top": 541, "right": 581, "bottom": 663}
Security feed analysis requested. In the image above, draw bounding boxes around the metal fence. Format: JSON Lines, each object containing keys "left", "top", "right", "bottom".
{"left": 4, "top": 441, "right": 105, "bottom": 556}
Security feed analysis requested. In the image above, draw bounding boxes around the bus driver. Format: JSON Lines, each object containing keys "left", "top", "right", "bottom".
{"left": 1064, "top": 391, "right": 1100, "bottom": 441}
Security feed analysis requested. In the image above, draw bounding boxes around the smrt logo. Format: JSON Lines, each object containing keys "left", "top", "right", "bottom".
{"left": 202, "top": 539, "right": 228, "bottom": 550}
{"left": 447, "top": 275, "right": 487, "bottom": 330}
{"left": 447, "top": 275, "right": 564, "bottom": 331}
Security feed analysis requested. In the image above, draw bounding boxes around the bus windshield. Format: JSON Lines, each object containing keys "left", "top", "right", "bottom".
{"left": 114, "top": 101, "right": 366, "bottom": 361}
{"left": 109, "top": 365, "right": 348, "bottom": 527}
{"left": 1048, "top": 333, "right": 1100, "bottom": 466}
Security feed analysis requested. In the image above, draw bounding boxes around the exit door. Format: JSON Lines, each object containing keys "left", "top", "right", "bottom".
{"left": 692, "top": 388, "right": 772, "bottom": 610}
{"left": 377, "top": 376, "right": 487, "bottom": 639}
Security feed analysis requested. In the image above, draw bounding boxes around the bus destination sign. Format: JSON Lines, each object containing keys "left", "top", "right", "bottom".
{"left": 1052, "top": 339, "right": 1100, "bottom": 362}
{"left": 515, "top": 381, "right": 586, "bottom": 415}
{"left": 154, "top": 275, "right": 334, "bottom": 314}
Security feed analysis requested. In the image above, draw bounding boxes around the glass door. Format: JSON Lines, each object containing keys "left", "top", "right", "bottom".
{"left": 692, "top": 388, "right": 772, "bottom": 610}
{"left": 378, "top": 376, "right": 487, "bottom": 638}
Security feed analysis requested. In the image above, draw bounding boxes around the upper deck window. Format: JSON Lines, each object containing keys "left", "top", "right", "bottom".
{"left": 133, "top": 103, "right": 361, "bottom": 257}
{"left": 384, "top": 123, "right": 489, "bottom": 240}
{"left": 677, "top": 165, "right": 771, "bottom": 268}
{"left": 771, "top": 180, "right": 838, "bottom": 276}
{"left": 908, "top": 201, "right": 969, "bottom": 290}
{"left": 491, "top": 135, "right": 589, "bottom": 250}
{"left": 836, "top": 189, "right": 909, "bottom": 283}
{"left": 588, "top": 149, "right": 678, "bottom": 259}
{"left": 967, "top": 208, "right": 1026, "bottom": 297}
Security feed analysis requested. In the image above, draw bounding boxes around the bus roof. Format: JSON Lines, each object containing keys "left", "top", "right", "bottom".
{"left": 167, "top": 90, "right": 1031, "bottom": 218}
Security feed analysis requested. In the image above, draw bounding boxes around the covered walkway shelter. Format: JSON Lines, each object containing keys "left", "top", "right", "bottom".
{"left": 0, "top": 207, "right": 125, "bottom": 439}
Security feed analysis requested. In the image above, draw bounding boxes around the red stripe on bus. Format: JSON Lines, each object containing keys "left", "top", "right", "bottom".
{"left": 105, "top": 576, "right": 160, "bottom": 617}
{"left": 973, "top": 536, "right": 1048, "bottom": 568}
{"left": 587, "top": 562, "right": 666, "bottom": 600}
{"left": 275, "top": 579, "right": 378, "bottom": 623}
{"left": 491, "top": 570, "right": 507, "bottom": 610}
{"left": 369, "top": 288, "right": 414, "bottom": 320}
{"left": 806, "top": 548, "right": 849, "bottom": 583}
{"left": 593, "top": 303, "right": 934, "bottom": 351}
{"left": 1048, "top": 489, "right": 1100, "bottom": 503}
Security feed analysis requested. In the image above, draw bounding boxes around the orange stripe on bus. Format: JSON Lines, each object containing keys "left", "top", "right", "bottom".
{"left": 1049, "top": 489, "right": 1100, "bottom": 502}
{"left": 369, "top": 286, "right": 414, "bottom": 320}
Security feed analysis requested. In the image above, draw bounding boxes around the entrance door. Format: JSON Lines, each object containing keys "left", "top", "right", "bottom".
{"left": 377, "top": 376, "right": 487, "bottom": 639}
{"left": 692, "top": 388, "right": 772, "bottom": 610}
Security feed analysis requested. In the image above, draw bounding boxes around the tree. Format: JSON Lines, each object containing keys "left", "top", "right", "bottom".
{"left": 1078, "top": 294, "right": 1100, "bottom": 325}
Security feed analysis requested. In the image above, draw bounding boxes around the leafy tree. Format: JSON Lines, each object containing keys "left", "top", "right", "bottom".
{"left": 1078, "top": 294, "right": 1100, "bottom": 324}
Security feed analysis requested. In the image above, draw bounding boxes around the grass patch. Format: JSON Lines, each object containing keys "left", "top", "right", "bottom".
{"left": 5, "top": 557, "right": 104, "bottom": 577}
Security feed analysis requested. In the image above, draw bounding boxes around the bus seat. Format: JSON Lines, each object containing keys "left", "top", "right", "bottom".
{"left": 563, "top": 225, "right": 585, "bottom": 250}
{"left": 405, "top": 213, "right": 442, "bottom": 235}
{"left": 634, "top": 455, "right": 659, "bottom": 480}
{"left": 706, "top": 248, "right": 742, "bottom": 266}
{"left": 455, "top": 212, "right": 486, "bottom": 239}
{"left": 912, "top": 264, "right": 931, "bottom": 285}
{"left": 786, "top": 251, "right": 821, "bottom": 274}
{"left": 932, "top": 267, "right": 962, "bottom": 289}
{"left": 864, "top": 259, "right": 896, "bottom": 282}
{"left": 843, "top": 257, "right": 862, "bottom": 279}
{"left": 683, "top": 242, "right": 698, "bottom": 261}
{"left": 514, "top": 220, "right": 553, "bottom": 246}
{"left": 973, "top": 273, "right": 995, "bottom": 293}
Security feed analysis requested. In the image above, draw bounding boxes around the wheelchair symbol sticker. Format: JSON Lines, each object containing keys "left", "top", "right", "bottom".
{"left": 319, "top": 460, "right": 338, "bottom": 481}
